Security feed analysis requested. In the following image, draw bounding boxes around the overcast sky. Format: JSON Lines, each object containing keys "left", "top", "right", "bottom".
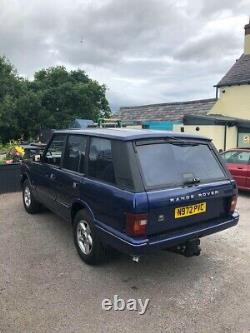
{"left": 0, "top": 0, "right": 249, "bottom": 111}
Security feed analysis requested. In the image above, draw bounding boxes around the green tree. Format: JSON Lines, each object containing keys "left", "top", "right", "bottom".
{"left": 0, "top": 58, "right": 111, "bottom": 143}
{"left": 30, "top": 66, "right": 111, "bottom": 129}
{"left": 0, "top": 56, "right": 21, "bottom": 101}
{"left": 0, "top": 56, "right": 24, "bottom": 142}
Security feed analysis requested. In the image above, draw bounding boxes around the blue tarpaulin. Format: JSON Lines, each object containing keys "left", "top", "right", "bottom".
{"left": 69, "top": 119, "right": 94, "bottom": 129}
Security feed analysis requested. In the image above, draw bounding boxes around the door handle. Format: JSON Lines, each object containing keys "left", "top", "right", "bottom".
{"left": 237, "top": 167, "right": 243, "bottom": 170}
{"left": 50, "top": 173, "right": 56, "bottom": 180}
{"left": 72, "top": 182, "right": 79, "bottom": 189}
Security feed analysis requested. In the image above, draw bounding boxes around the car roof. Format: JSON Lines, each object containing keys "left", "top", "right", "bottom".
{"left": 54, "top": 128, "right": 211, "bottom": 142}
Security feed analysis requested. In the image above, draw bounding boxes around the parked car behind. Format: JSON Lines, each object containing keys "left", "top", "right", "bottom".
{"left": 22, "top": 143, "right": 46, "bottom": 160}
{"left": 21, "top": 129, "right": 239, "bottom": 265}
{"left": 220, "top": 148, "right": 250, "bottom": 191}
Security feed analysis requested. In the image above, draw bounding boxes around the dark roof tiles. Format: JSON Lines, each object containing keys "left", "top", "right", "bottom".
{"left": 115, "top": 98, "right": 216, "bottom": 122}
{"left": 216, "top": 54, "right": 250, "bottom": 87}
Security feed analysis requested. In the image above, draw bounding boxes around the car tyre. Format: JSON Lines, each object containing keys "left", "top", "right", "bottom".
{"left": 22, "top": 179, "right": 41, "bottom": 214}
{"left": 73, "top": 209, "right": 105, "bottom": 265}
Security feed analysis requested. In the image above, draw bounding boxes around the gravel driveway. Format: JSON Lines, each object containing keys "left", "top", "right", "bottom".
{"left": 0, "top": 192, "right": 249, "bottom": 333}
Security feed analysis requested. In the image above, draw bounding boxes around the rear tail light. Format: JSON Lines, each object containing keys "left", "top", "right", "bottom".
{"left": 229, "top": 195, "right": 237, "bottom": 213}
{"left": 126, "top": 213, "right": 148, "bottom": 236}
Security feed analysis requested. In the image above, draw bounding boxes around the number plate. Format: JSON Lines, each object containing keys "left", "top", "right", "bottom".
{"left": 175, "top": 202, "right": 207, "bottom": 219}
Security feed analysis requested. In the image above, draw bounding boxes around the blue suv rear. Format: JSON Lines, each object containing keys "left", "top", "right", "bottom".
{"left": 21, "top": 128, "right": 239, "bottom": 265}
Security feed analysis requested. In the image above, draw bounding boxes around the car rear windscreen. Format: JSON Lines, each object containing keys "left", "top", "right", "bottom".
{"left": 136, "top": 141, "right": 227, "bottom": 189}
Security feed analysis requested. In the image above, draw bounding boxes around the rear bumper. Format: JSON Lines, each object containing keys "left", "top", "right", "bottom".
{"left": 95, "top": 212, "right": 239, "bottom": 256}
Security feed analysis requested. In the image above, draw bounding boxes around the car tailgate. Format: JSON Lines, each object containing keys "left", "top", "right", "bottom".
{"left": 145, "top": 180, "right": 235, "bottom": 236}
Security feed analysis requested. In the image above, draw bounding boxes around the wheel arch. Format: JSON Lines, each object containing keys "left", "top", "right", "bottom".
{"left": 71, "top": 200, "right": 95, "bottom": 224}
{"left": 20, "top": 173, "right": 30, "bottom": 187}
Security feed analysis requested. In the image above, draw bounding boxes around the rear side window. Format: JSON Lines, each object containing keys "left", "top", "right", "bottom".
{"left": 88, "top": 138, "right": 116, "bottom": 184}
{"left": 44, "top": 134, "right": 66, "bottom": 166}
{"left": 137, "top": 142, "right": 227, "bottom": 188}
{"left": 63, "top": 135, "right": 87, "bottom": 172}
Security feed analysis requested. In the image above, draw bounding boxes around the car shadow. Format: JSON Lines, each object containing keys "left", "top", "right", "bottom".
{"left": 40, "top": 209, "right": 221, "bottom": 293}
{"left": 238, "top": 190, "right": 250, "bottom": 198}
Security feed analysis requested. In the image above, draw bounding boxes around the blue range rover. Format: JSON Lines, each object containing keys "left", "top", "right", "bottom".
{"left": 21, "top": 128, "right": 239, "bottom": 265}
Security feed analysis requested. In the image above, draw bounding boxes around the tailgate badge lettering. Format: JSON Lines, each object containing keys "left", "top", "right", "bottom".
{"left": 158, "top": 214, "right": 165, "bottom": 222}
{"left": 198, "top": 190, "right": 219, "bottom": 198}
{"left": 170, "top": 190, "right": 219, "bottom": 203}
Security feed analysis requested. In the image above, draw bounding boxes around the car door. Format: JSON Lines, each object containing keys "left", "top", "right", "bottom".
{"left": 51, "top": 134, "right": 88, "bottom": 220}
{"left": 225, "top": 150, "right": 250, "bottom": 188}
{"left": 246, "top": 156, "right": 250, "bottom": 189}
{"left": 35, "top": 134, "right": 67, "bottom": 209}
{"left": 79, "top": 137, "right": 125, "bottom": 229}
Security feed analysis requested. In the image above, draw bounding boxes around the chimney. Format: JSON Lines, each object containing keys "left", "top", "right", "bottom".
{"left": 244, "top": 19, "right": 250, "bottom": 54}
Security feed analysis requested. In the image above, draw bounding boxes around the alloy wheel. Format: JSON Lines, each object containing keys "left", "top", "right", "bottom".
{"left": 24, "top": 186, "right": 31, "bottom": 207}
{"left": 76, "top": 220, "right": 93, "bottom": 255}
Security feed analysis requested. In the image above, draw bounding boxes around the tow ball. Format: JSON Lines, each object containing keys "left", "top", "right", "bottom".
{"left": 131, "top": 255, "right": 140, "bottom": 263}
{"left": 168, "top": 238, "right": 201, "bottom": 257}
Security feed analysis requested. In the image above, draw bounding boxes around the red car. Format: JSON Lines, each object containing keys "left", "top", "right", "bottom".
{"left": 221, "top": 148, "right": 250, "bottom": 191}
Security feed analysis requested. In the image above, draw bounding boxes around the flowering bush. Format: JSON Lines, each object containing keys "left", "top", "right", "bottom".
{"left": 0, "top": 141, "right": 25, "bottom": 164}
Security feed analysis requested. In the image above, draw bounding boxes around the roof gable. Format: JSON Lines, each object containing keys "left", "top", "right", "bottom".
{"left": 216, "top": 54, "right": 250, "bottom": 87}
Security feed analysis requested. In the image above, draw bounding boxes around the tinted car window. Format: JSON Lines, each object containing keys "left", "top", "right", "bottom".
{"left": 221, "top": 151, "right": 235, "bottom": 161}
{"left": 44, "top": 135, "right": 66, "bottom": 166}
{"left": 222, "top": 150, "right": 250, "bottom": 164}
{"left": 88, "top": 138, "right": 116, "bottom": 184}
{"left": 137, "top": 142, "right": 226, "bottom": 188}
{"left": 63, "top": 135, "right": 87, "bottom": 172}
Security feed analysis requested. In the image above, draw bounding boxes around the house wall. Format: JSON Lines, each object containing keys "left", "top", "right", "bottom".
{"left": 209, "top": 85, "right": 250, "bottom": 120}
{"left": 173, "top": 124, "right": 238, "bottom": 151}
{"left": 244, "top": 34, "right": 250, "bottom": 54}
{"left": 226, "top": 126, "right": 238, "bottom": 149}
{"left": 143, "top": 120, "right": 182, "bottom": 130}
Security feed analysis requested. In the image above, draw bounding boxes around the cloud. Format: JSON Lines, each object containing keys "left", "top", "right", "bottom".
{"left": 199, "top": 0, "right": 249, "bottom": 17}
{"left": 0, "top": 0, "right": 249, "bottom": 109}
{"left": 175, "top": 32, "right": 241, "bottom": 61}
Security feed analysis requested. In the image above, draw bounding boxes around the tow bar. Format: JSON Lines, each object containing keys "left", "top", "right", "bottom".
{"left": 131, "top": 255, "right": 140, "bottom": 263}
{"left": 168, "top": 238, "right": 201, "bottom": 257}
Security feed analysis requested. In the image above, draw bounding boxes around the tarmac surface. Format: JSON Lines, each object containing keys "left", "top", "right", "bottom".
{"left": 0, "top": 192, "right": 249, "bottom": 333}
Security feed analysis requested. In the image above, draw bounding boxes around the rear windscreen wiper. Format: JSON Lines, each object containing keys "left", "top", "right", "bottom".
{"left": 183, "top": 177, "right": 200, "bottom": 186}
